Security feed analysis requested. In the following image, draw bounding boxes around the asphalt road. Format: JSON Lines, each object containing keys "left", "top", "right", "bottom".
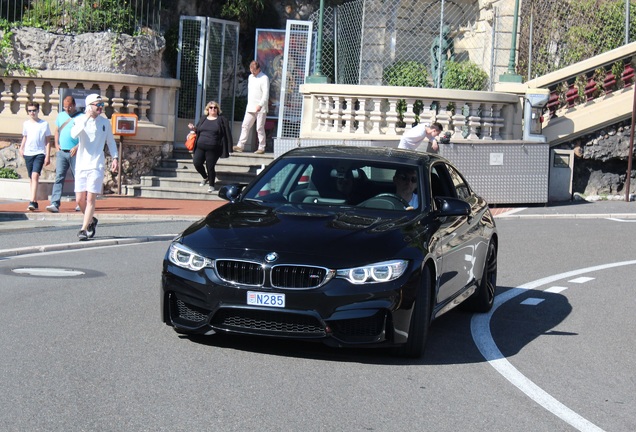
{"left": 0, "top": 217, "right": 634, "bottom": 431}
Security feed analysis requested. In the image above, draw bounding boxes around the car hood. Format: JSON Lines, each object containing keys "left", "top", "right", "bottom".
{"left": 179, "top": 201, "right": 429, "bottom": 266}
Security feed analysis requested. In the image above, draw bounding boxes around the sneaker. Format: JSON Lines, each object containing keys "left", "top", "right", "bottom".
{"left": 27, "top": 201, "right": 38, "bottom": 211}
{"left": 78, "top": 230, "right": 88, "bottom": 241}
{"left": 208, "top": 185, "right": 216, "bottom": 192}
{"left": 75, "top": 205, "right": 81, "bottom": 212}
{"left": 199, "top": 178, "right": 207, "bottom": 187}
{"left": 232, "top": 146, "right": 243, "bottom": 153}
{"left": 46, "top": 204, "right": 59, "bottom": 213}
{"left": 254, "top": 149, "right": 265, "bottom": 154}
{"left": 86, "top": 217, "right": 98, "bottom": 238}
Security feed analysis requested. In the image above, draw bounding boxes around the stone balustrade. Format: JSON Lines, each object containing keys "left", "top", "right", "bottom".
{"left": 0, "top": 70, "right": 180, "bottom": 144}
{"left": 299, "top": 83, "right": 523, "bottom": 141}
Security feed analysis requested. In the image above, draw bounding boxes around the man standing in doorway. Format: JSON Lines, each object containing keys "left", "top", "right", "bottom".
{"left": 46, "top": 96, "right": 81, "bottom": 213}
{"left": 233, "top": 60, "right": 270, "bottom": 154}
{"left": 70, "top": 93, "right": 118, "bottom": 241}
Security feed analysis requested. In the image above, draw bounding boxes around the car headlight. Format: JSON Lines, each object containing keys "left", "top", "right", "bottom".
{"left": 168, "top": 242, "right": 212, "bottom": 271}
{"left": 336, "top": 260, "right": 408, "bottom": 284}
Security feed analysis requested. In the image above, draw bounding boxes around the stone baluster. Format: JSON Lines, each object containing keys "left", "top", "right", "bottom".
{"left": 316, "top": 95, "right": 327, "bottom": 131}
{"left": 403, "top": 98, "right": 416, "bottom": 129}
{"left": 329, "top": 96, "right": 343, "bottom": 133}
{"left": 385, "top": 97, "right": 399, "bottom": 135}
{"left": 621, "top": 60, "right": 634, "bottom": 87}
{"left": 419, "top": 99, "right": 435, "bottom": 125}
{"left": 602, "top": 65, "right": 616, "bottom": 95}
{"left": 111, "top": 84, "right": 125, "bottom": 113}
{"left": 583, "top": 71, "right": 597, "bottom": 101}
{"left": 546, "top": 86, "right": 559, "bottom": 118}
{"left": 16, "top": 79, "right": 30, "bottom": 113}
{"left": 355, "top": 98, "right": 368, "bottom": 135}
{"left": 451, "top": 101, "right": 466, "bottom": 140}
{"left": 49, "top": 81, "right": 61, "bottom": 116}
{"left": 491, "top": 103, "right": 503, "bottom": 140}
{"left": 368, "top": 97, "right": 382, "bottom": 135}
{"left": 323, "top": 96, "right": 333, "bottom": 131}
{"left": 137, "top": 86, "right": 150, "bottom": 121}
{"left": 341, "top": 96, "right": 354, "bottom": 133}
{"left": 32, "top": 80, "right": 46, "bottom": 108}
{"left": 126, "top": 87, "right": 139, "bottom": 114}
{"left": 466, "top": 101, "right": 481, "bottom": 139}
{"left": 435, "top": 101, "right": 451, "bottom": 135}
{"left": 480, "top": 103, "right": 494, "bottom": 140}
{"left": 565, "top": 78, "right": 578, "bottom": 108}
{"left": 0, "top": 80, "right": 15, "bottom": 114}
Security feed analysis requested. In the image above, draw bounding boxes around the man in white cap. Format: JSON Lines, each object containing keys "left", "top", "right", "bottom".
{"left": 70, "top": 93, "right": 119, "bottom": 241}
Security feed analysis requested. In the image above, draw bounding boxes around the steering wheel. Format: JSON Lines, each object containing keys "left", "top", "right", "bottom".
{"left": 358, "top": 193, "right": 410, "bottom": 210}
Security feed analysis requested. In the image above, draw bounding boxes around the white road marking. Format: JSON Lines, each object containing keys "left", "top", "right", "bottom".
{"left": 545, "top": 286, "right": 569, "bottom": 294}
{"left": 569, "top": 276, "right": 595, "bottom": 283}
{"left": 520, "top": 298, "right": 544, "bottom": 306}
{"left": 471, "top": 260, "right": 636, "bottom": 432}
{"left": 607, "top": 218, "right": 636, "bottom": 222}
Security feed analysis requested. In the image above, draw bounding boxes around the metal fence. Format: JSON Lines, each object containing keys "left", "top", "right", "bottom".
{"left": 309, "top": 0, "right": 494, "bottom": 89}
{"left": 0, "top": 0, "right": 162, "bottom": 35}
{"left": 518, "top": 0, "right": 634, "bottom": 80}
{"left": 177, "top": 17, "right": 239, "bottom": 123}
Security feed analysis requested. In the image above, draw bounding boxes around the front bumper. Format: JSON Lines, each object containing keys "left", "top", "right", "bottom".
{"left": 161, "top": 263, "right": 419, "bottom": 347}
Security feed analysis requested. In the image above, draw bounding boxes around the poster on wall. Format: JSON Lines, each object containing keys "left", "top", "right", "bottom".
{"left": 255, "top": 29, "right": 286, "bottom": 119}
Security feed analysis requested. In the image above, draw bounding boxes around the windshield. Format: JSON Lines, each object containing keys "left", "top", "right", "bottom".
{"left": 242, "top": 157, "right": 427, "bottom": 211}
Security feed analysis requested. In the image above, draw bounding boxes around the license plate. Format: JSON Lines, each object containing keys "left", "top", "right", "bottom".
{"left": 247, "top": 291, "right": 285, "bottom": 308}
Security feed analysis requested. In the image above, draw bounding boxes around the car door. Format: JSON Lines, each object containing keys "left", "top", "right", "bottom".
{"left": 429, "top": 163, "right": 482, "bottom": 303}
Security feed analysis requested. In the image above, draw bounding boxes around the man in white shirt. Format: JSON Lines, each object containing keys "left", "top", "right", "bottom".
{"left": 233, "top": 60, "right": 270, "bottom": 154}
{"left": 398, "top": 122, "right": 443, "bottom": 153}
{"left": 70, "top": 93, "right": 119, "bottom": 241}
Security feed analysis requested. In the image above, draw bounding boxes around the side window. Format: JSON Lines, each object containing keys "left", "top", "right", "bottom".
{"left": 430, "top": 163, "right": 456, "bottom": 200}
{"left": 447, "top": 165, "right": 472, "bottom": 201}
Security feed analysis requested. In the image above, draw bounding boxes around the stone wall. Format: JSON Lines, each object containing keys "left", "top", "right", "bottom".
{"left": 0, "top": 138, "right": 163, "bottom": 195}
{"left": 555, "top": 120, "right": 636, "bottom": 197}
{"left": 3, "top": 28, "right": 167, "bottom": 77}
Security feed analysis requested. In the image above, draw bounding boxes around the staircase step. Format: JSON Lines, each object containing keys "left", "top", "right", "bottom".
{"left": 129, "top": 145, "right": 274, "bottom": 201}
{"left": 126, "top": 184, "right": 226, "bottom": 201}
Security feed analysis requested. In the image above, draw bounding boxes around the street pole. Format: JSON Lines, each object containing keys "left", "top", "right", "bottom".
{"left": 499, "top": 0, "right": 523, "bottom": 83}
{"left": 306, "top": 0, "right": 330, "bottom": 84}
{"left": 627, "top": 85, "right": 635, "bottom": 201}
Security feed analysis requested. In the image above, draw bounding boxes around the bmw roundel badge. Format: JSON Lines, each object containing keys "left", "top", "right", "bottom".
{"left": 265, "top": 252, "right": 278, "bottom": 263}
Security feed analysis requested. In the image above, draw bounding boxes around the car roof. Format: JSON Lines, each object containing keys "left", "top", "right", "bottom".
{"left": 281, "top": 145, "right": 444, "bottom": 166}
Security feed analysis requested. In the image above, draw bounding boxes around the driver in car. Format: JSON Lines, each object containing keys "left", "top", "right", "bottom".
{"left": 393, "top": 168, "right": 419, "bottom": 210}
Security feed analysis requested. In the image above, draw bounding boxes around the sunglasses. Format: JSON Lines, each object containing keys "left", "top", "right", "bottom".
{"left": 209, "top": 106, "right": 218, "bottom": 110}
{"left": 91, "top": 102, "right": 105, "bottom": 108}
{"left": 27, "top": 109, "right": 38, "bottom": 113}
{"left": 398, "top": 175, "right": 417, "bottom": 183}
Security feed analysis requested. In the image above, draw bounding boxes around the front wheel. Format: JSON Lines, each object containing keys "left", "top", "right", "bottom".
{"left": 463, "top": 240, "right": 497, "bottom": 313}
{"left": 394, "top": 266, "right": 432, "bottom": 358}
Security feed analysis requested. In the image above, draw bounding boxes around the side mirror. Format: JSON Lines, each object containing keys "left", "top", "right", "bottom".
{"left": 435, "top": 197, "right": 470, "bottom": 217}
{"left": 218, "top": 184, "right": 241, "bottom": 203}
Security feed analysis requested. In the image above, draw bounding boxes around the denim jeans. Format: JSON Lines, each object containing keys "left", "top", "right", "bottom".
{"left": 50, "top": 150, "right": 76, "bottom": 208}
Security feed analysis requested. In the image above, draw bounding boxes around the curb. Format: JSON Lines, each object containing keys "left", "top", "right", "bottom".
{"left": 0, "top": 212, "right": 204, "bottom": 222}
{"left": 0, "top": 234, "right": 176, "bottom": 258}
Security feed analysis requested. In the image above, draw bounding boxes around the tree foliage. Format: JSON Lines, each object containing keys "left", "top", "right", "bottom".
{"left": 442, "top": 61, "right": 488, "bottom": 91}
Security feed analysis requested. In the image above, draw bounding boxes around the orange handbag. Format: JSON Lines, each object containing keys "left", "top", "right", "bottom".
{"left": 185, "top": 132, "right": 196, "bottom": 151}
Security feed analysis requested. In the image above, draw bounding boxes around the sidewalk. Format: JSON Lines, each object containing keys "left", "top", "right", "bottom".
{"left": 0, "top": 196, "right": 225, "bottom": 222}
{"left": 0, "top": 195, "right": 634, "bottom": 222}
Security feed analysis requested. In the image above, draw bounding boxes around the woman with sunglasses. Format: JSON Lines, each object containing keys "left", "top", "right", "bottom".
{"left": 20, "top": 102, "right": 52, "bottom": 211}
{"left": 187, "top": 101, "right": 233, "bottom": 192}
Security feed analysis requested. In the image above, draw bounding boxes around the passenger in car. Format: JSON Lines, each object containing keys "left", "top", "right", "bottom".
{"left": 393, "top": 167, "right": 419, "bottom": 209}
{"left": 334, "top": 169, "right": 370, "bottom": 204}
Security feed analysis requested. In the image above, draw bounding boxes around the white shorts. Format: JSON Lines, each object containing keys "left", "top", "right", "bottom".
{"left": 75, "top": 169, "right": 104, "bottom": 194}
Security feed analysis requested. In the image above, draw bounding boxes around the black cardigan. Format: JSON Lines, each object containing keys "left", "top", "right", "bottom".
{"left": 193, "top": 114, "right": 233, "bottom": 158}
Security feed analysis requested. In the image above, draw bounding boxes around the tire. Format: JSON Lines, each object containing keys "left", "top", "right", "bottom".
{"left": 395, "top": 266, "right": 432, "bottom": 358}
{"left": 463, "top": 240, "right": 497, "bottom": 313}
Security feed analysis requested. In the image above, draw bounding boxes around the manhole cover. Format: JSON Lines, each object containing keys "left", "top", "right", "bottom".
{"left": 12, "top": 267, "right": 86, "bottom": 277}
